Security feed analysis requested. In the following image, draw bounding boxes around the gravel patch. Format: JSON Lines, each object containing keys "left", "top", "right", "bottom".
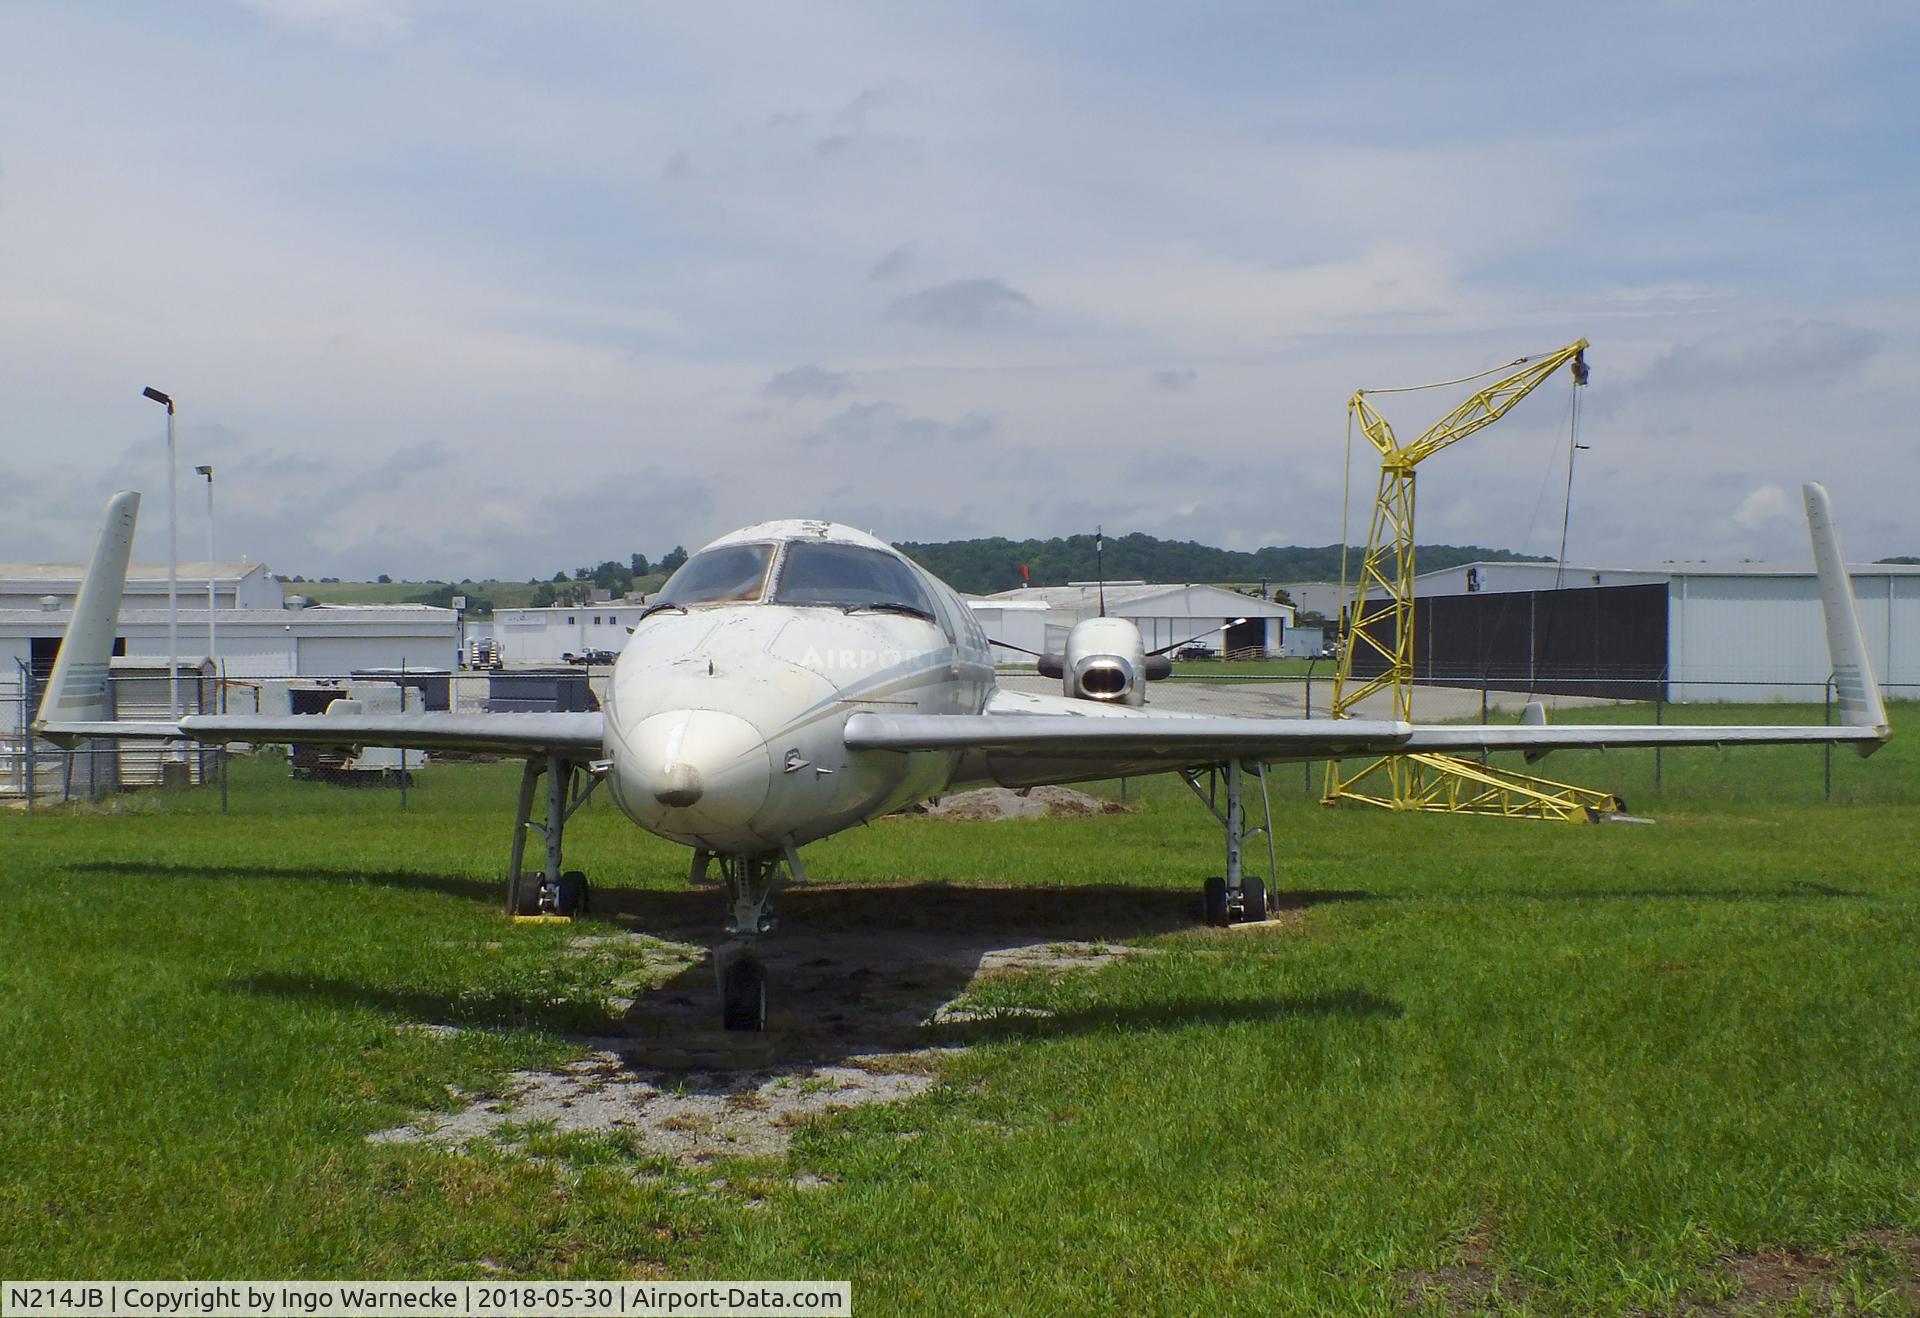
{"left": 367, "top": 885, "right": 1201, "bottom": 1166}
{"left": 901, "top": 785, "right": 1131, "bottom": 821}
{"left": 369, "top": 1048, "right": 945, "bottom": 1162}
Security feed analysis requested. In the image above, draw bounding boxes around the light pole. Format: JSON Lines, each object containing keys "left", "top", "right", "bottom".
{"left": 143, "top": 387, "right": 179, "bottom": 732}
{"left": 196, "top": 465, "right": 216, "bottom": 679}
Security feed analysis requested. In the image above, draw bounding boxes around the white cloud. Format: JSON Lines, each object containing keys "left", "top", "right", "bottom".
{"left": 1, "top": 2, "right": 1916, "bottom": 576}
{"left": 1731, "top": 484, "right": 1795, "bottom": 531}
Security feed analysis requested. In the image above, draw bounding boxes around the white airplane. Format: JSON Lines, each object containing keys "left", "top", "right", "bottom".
{"left": 35, "top": 488, "right": 1891, "bottom": 1030}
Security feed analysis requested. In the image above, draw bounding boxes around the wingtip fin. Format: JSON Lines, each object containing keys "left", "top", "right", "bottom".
{"left": 1803, "top": 481, "right": 1891, "bottom": 753}
{"left": 31, "top": 490, "right": 140, "bottom": 737}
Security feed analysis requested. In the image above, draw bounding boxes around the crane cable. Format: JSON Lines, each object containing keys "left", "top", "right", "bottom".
{"left": 1553, "top": 373, "right": 1583, "bottom": 594}
{"left": 1477, "top": 373, "right": 1580, "bottom": 702}
{"left": 1526, "top": 374, "right": 1586, "bottom": 707}
{"left": 1355, "top": 354, "right": 1532, "bottom": 398}
{"left": 1339, "top": 406, "right": 1354, "bottom": 618}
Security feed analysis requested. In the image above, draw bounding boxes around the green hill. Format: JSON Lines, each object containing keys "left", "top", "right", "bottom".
{"left": 895, "top": 531, "right": 1547, "bottom": 596}
{"left": 282, "top": 576, "right": 667, "bottom": 616}
{"left": 285, "top": 534, "right": 1545, "bottom": 611}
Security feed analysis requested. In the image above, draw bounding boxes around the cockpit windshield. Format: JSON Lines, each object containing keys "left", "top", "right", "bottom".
{"left": 772, "top": 541, "right": 936, "bottom": 617}
{"left": 653, "top": 543, "right": 774, "bottom": 606}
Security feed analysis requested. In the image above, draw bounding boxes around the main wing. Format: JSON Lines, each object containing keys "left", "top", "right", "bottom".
{"left": 845, "top": 483, "right": 1891, "bottom": 779}
{"left": 31, "top": 491, "right": 604, "bottom": 761}
{"left": 39, "top": 711, "right": 606, "bottom": 758}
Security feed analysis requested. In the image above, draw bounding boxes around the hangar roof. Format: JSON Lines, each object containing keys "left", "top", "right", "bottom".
{"left": 978, "top": 582, "right": 1290, "bottom": 618}
{"left": 0, "top": 561, "right": 268, "bottom": 586}
{"left": 1413, "top": 558, "right": 1920, "bottom": 597}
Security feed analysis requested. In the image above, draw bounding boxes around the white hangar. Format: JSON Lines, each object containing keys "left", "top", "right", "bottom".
{"left": 1, "top": 561, "right": 458, "bottom": 730}
{"left": 970, "top": 582, "right": 1293, "bottom": 663}
{"left": 492, "top": 604, "right": 651, "bottom": 665}
{"left": 1404, "top": 559, "right": 1920, "bottom": 702}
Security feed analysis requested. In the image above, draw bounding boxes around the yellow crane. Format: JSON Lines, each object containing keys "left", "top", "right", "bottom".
{"left": 1322, "top": 339, "right": 1624, "bottom": 821}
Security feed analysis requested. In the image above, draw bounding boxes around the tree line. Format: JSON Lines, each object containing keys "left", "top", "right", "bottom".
{"left": 521, "top": 547, "right": 688, "bottom": 606}
{"left": 284, "top": 532, "right": 1554, "bottom": 615}
{"left": 285, "top": 547, "right": 693, "bottom": 615}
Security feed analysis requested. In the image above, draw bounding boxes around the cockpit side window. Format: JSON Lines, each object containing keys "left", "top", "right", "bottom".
{"left": 654, "top": 543, "right": 774, "bottom": 605}
{"left": 772, "top": 542, "right": 937, "bottom": 617}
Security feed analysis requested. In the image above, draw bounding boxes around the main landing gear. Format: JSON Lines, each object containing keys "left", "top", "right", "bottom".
{"left": 1182, "top": 759, "right": 1277, "bottom": 926}
{"left": 506, "top": 755, "right": 602, "bottom": 919}
{"left": 696, "top": 847, "right": 805, "bottom": 1032}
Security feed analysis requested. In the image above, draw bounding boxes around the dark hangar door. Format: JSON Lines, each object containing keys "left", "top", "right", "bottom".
{"left": 1224, "top": 617, "right": 1266, "bottom": 657}
{"left": 1348, "top": 584, "right": 1668, "bottom": 701}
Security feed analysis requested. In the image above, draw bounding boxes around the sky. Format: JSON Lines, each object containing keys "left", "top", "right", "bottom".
{"left": 2, "top": 1, "right": 1917, "bottom": 581}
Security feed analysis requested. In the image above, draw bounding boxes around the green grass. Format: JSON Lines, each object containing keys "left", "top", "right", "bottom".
{"left": 2, "top": 707, "right": 1918, "bottom": 1312}
{"left": 293, "top": 579, "right": 456, "bottom": 605}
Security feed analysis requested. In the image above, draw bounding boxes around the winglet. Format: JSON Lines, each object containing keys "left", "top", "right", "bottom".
{"left": 1803, "top": 481, "right": 1891, "bottom": 753}
{"left": 31, "top": 491, "right": 140, "bottom": 743}
{"left": 1520, "top": 700, "right": 1550, "bottom": 762}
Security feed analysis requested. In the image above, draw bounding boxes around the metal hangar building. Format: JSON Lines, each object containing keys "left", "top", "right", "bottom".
{"left": 1379, "top": 559, "right": 1920, "bottom": 702}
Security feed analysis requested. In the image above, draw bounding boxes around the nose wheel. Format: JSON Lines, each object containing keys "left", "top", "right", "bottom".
{"left": 720, "top": 955, "right": 768, "bottom": 1032}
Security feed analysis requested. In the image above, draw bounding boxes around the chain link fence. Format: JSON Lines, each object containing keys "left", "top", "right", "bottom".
{"left": 1, "top": 666, "right": 611, "bottom": 806}
{"left": 3, "top": 663, "right": 1912, "bottom": 810}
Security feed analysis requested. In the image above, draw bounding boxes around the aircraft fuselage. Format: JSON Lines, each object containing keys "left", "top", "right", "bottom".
{"left": 602, "top": 521, "right": 997, "bottom": 854}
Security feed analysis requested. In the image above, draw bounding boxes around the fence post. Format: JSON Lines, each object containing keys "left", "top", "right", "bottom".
{"left": 20, "top": 661, "right": 34, "bottom": 812}
{"left": 399, "top": 656, "right": 409, "bottom": 812}
{"left": 219, "top": 659, "right": 229, "bottom": 815}
{"left": 1654, "top": 693, "right": 1663, "bottom": 793}
{"left": 1303, "top": 664, "right": 1316, "bottom": 797}
{"left": 1824, "top": 675, "right": 1834, "bottom": 803}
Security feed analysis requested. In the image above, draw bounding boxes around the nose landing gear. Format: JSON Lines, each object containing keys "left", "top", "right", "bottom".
{"left": 714, "top": 851, "right": 794, "bottom": 1031}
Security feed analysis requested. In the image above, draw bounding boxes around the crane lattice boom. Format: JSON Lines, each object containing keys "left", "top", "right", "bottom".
{"left": 1324, "top": 339, "right": 1611, "bottom": 821}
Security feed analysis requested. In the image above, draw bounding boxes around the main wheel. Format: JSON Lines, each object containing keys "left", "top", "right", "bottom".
{"left": 508, "top": 872, "right": 543, "bottom": 917}
{"left": 722, "top": 957, "right": 769, "bottom": 1032}
{"left": 555, "top": 870, "right": 590, "bottom": 917}
{"left": 1202, "top": 876, "right": 1229, "bottom": 926}
{"left": 1240, "top": 875, "right": 1268, "bottom": 923}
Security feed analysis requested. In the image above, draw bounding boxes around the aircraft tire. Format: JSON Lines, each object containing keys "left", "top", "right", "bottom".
{"left": 722, "top": 957, "right": 769, "bottom": 1032}
{"left": 556, "top": 870, "right": 590, "bottom": 917}
{"left": 509, "top": 873, "right": 543, "bottom": 917}
{"left": 1240, "top": 876, "right": 1268, "bottom": 923}
{"left": 1202, "top": 876, "right": 1229, "bottom": 926}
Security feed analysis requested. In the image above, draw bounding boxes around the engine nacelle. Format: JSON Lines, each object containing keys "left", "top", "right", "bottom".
{"left": 1052, "top": 616, "right": 1168, "bottom": 706}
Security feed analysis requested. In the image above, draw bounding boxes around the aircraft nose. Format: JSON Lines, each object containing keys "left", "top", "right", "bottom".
{"left": 652, "top": 761, "right": 703, "bottom": 808}
{"left": 616, "top": 709, "right": 772, "bottom": 834}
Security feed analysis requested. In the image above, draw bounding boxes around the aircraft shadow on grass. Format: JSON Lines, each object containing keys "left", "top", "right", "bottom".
{"left": 65, "top": 859, "right": 501, "bottom": 904}
{"left": 64, "top": 857, "right": 1864, "bottom": 910}
{"left": 196, "top": 879, "right": 1393, "bottom": 1071}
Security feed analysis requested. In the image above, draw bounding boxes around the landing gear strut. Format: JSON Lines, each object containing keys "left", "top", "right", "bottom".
{"left": 506, "top": 755, "right": 602, "bottom": 918}
{"left": 711, "top": 850, "right": 799, "bottom": 1031}
{"left": 1182, "top": 759, "right": 1276, "bottom": 926}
